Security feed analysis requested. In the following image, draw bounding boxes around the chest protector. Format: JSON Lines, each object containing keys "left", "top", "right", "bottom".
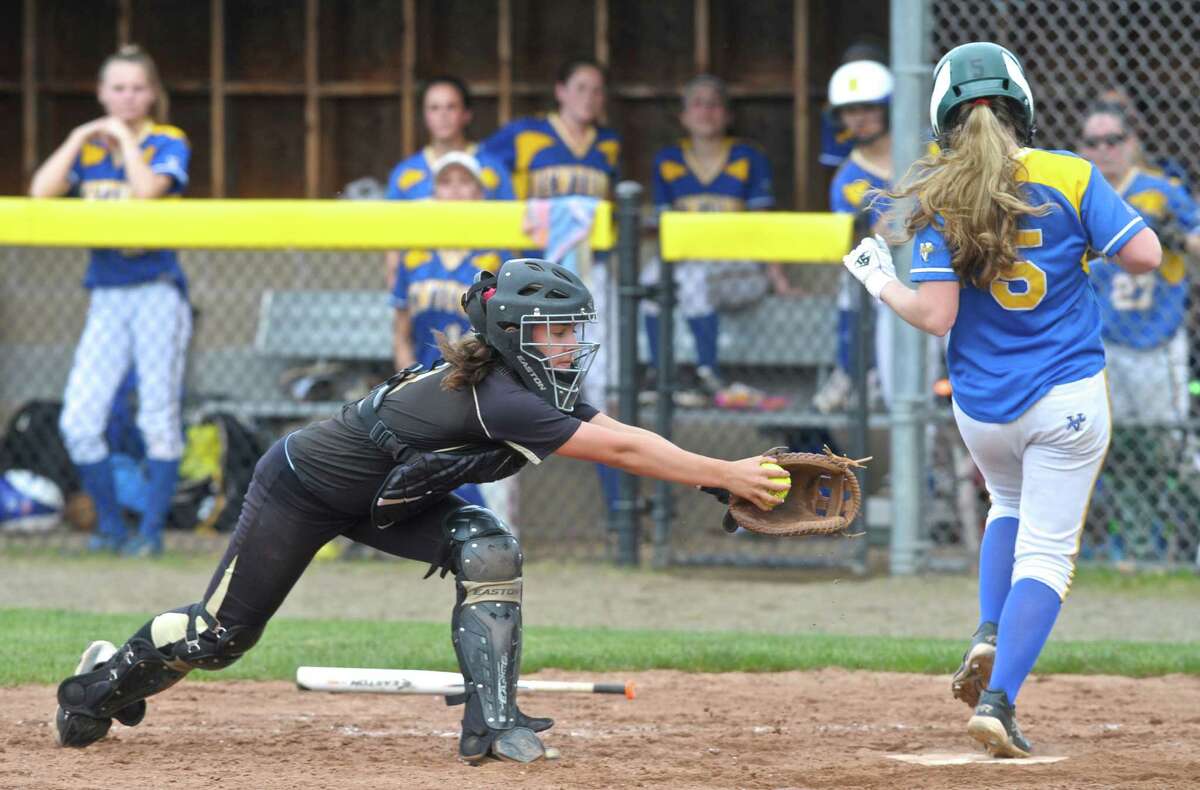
{"left": 356, "top": 365, "right": 528, "bottom": 528}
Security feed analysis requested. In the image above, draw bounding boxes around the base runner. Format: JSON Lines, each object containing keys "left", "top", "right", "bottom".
{"left": 843, "top": 42, "right": 1160, "bottom": 757}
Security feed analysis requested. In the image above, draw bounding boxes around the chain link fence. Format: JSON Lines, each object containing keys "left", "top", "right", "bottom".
{"left": 5, "top": 3, "right": 1198, "bottom": 571}
{"left": 0, "top": 244, "right": 627, "bottom": 561}
{"left": 930, "top": 0, "right": 1200, "bottom": 567}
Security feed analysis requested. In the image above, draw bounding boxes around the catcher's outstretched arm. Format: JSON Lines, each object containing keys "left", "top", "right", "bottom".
{"left": 556, "top": 419, "right": 787, "bottom": 510}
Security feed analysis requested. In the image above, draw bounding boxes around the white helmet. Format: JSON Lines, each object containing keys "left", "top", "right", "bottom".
{"left": 828, "top": 60, "right": 894, "bottom": 109}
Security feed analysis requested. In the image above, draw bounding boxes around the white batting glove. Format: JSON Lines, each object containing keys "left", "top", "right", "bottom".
{"left": 842, "top": 234, "right": 897, "bottom": 299}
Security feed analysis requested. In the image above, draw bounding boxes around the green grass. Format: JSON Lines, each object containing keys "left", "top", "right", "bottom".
{"left": 1, "top": 607, "right": 1196, "bottom": 687}
{"left": 1070, "top": 565, "right": 1200, "bottom": 595}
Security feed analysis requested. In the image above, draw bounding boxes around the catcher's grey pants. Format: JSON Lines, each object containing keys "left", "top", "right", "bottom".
{"left": 952, "top": 370, "right": 1111, "bottom": 600}
{"left": 139, "top": 440, "right": 461, "bottom": 656}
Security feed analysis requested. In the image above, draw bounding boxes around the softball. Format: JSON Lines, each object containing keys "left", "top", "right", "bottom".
{"left": 761, "top": 462, "right": 791, "bottom": 501}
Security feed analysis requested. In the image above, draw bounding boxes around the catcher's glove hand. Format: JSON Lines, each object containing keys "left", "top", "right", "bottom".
{"left": 705, "top": 446, "right": 869, "bottom": 537}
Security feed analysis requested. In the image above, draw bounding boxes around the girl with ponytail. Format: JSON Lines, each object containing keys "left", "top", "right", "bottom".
{"left": 843, "top": 42, "right": 1161, "bottom": 758}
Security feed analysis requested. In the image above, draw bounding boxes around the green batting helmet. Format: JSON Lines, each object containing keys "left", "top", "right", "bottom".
{"left": 930, "top": 42, "right": 1035, "bottom": 147}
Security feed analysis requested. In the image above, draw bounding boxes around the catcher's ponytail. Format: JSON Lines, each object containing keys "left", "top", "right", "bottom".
{"left": 100, "top": 44, "right": 169, "bottom": 124}
{"left": 881, "top": 99, "right": 1051, "bottom": 289}
{"left": 437, "top": 332, "right": 500, "bottom": 391}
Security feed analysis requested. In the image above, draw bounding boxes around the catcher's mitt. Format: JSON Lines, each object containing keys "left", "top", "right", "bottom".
{"left": 712, "top": 446, "right": 869, "bottom": 537}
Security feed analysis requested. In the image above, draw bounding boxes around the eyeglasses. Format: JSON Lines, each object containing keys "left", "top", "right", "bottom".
{"left": 1081, "top": 133, "right": 1129, "bottom": 148}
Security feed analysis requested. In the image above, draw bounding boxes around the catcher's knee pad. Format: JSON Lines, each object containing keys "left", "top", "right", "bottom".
{"left": 142, "top": 603, "right": 265, "bottom": 670}
{"left": 446, "top": 506, "right": 524, "bottom": 732}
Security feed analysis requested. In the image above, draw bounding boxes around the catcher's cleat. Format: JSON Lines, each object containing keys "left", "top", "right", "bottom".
{"left": 968, "top": 688, "right": 1031, "bottom": 758}
{"left": 55, "top": 637, "right": 167, "bottom": 748}
{"left": 457, "top": 690, "right": 554, "bottom": 764}
{"left": 516, "top": 707, "right": 554, "bottom": 733}
{"left": 461, "top": 723, "right": 553, "bottom": 764}
{"left": 55, "top": 640, "right": 118, "bottom": 747}
{"left": 951, "top": 621, "right": 997, "bottom": 708}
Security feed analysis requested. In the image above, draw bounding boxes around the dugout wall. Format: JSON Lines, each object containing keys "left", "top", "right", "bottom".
{"left": 0, "top": 0, "right": 889, "bottom": 207}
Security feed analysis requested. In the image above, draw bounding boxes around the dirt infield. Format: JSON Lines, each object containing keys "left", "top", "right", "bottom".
{"left": 4, "top": 670, "right": 1198, "bottom": 790}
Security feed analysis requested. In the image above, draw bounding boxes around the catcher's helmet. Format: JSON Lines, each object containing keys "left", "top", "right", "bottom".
{"left": 930, "top": 41, "right": 1036, "bottom": 148}
{"left": 462, "top": 258, "right": 598, "bottom": 412}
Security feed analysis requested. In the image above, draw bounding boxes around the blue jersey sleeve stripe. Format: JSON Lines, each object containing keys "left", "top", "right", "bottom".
{"left": 911, "top": 266, "right": 955, "bottom": 273}
{"left": 151, "top": 161, "right": 188, "bottom": 186}
{"left": 910, "top": 271, "right": 958, "bottom": 282}
{"left": 1100, "top": 215, "right": 1145, "bottom": 255}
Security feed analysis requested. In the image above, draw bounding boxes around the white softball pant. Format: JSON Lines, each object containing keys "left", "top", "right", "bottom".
{"left": 952, "top": 370, "right": 1111, "bottom": 599}
{"left": 583, "top": 260, "right": 611, "bottom": 408}
{"left": 60, "top": 281, "right": 192, "bottom": 464}
{"left": 1105, "top": 329, "right": 1188, "bottom": 424}
{"left": 639, "top": 257, "right": 716, "bottom": 318}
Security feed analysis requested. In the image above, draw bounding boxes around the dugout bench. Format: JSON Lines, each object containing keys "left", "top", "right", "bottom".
{"left": 200, "top": 288, "right": 865, "bottom": 432}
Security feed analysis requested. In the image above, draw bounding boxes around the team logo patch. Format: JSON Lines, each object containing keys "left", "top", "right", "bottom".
{"left": 855, "top": 252, "right": 872, "bottom": 268}
{"left": 919, "top": 242, "right": 934, "bottom": 262}
{"left": 1066, "top": 413, "right": 1086, "bottom": 432}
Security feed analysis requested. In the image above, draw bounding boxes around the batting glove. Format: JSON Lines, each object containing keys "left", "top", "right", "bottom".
{"left": 843, "top": 234, "right": 897, "bottom": 299}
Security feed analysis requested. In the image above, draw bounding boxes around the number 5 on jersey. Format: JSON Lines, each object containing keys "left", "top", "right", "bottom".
{"left": 990, "top": 229, "right": 1046, "bottom": 311}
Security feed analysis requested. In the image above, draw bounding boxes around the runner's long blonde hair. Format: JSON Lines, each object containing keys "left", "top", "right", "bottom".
{"left": 883, "top": 99, "right": 1051, "bottom": 288}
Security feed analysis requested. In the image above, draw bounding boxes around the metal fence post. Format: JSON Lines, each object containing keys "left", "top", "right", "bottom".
{"left": 614, "top": 181, "right": 643, "bottom": 566}
{"left": 888, "top": 0, "right": 931, "bottom": 574}
{"left": 851, "top": 235, "right": 872, "bottom": 574}
{"left": 651, "top": 252, "right": 677, "bottom": 568}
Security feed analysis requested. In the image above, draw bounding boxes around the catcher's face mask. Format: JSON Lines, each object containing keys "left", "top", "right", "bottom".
{"left": 519, "top": 312, "right": 598, "bottom": 411}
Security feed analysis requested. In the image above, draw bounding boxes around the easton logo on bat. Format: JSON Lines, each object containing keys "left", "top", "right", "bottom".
{"left": 348, "top": 679, "right": 415, "bottom": 689}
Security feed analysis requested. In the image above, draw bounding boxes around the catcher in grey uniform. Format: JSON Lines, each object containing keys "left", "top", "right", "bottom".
{"left": 53, "top": 258, "right": 787, "bottom": 764}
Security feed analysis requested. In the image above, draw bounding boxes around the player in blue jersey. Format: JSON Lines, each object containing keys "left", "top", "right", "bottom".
{"left": 391, "top": 151, "right": 507, "bottom": 510}
{"left": 815, "top": 59, "right": 896, "bottom": 414}
{"left": 30, "top": 45, "right": 192, "bottom": 557}
{"left": 843, "top": 42, "right": 1161, "bottom": 757}
{"left": 384, "top": 77, "right": 513, "bottom": 202}
{"left": 384, "top": 77, "right": 513, "bottom": 292}
{"left": 641, "top": 75, "right": 784, "bottom": 405}
{"left": 819, "top": 40, "right": 889, "bottom": 169}
{"left": 482, "top": 59, "right": 622, "bottom": 516}
{"left": 392, "top": 154, "right": 506, "bottom": 371}
{"left": 1080, "top": 101, "right": 1200, "bottom": 424}
{"left": 481, "top": 60, "right": 619, "bottom": 204}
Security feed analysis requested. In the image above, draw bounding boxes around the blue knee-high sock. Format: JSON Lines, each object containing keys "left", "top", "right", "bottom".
{"left": 644, "top": 313, "right": 661, "bottom": 370}
{"left": 596, "top": 463, "right": 620, "bottom": 516}
{"left": 77, "top": 458, "right": 126, "bottom": 539}
{"left": 137, "top": 459, "right": 180, "bottom": 539}
{"left": 687, "top": 313, "right": 720, "bottom": 372}
{"left": 978, "top": 516, "right": 1019, "bottom": 625}
{"left": 989, "top": 578, "right": 1062, "bottom": 703}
